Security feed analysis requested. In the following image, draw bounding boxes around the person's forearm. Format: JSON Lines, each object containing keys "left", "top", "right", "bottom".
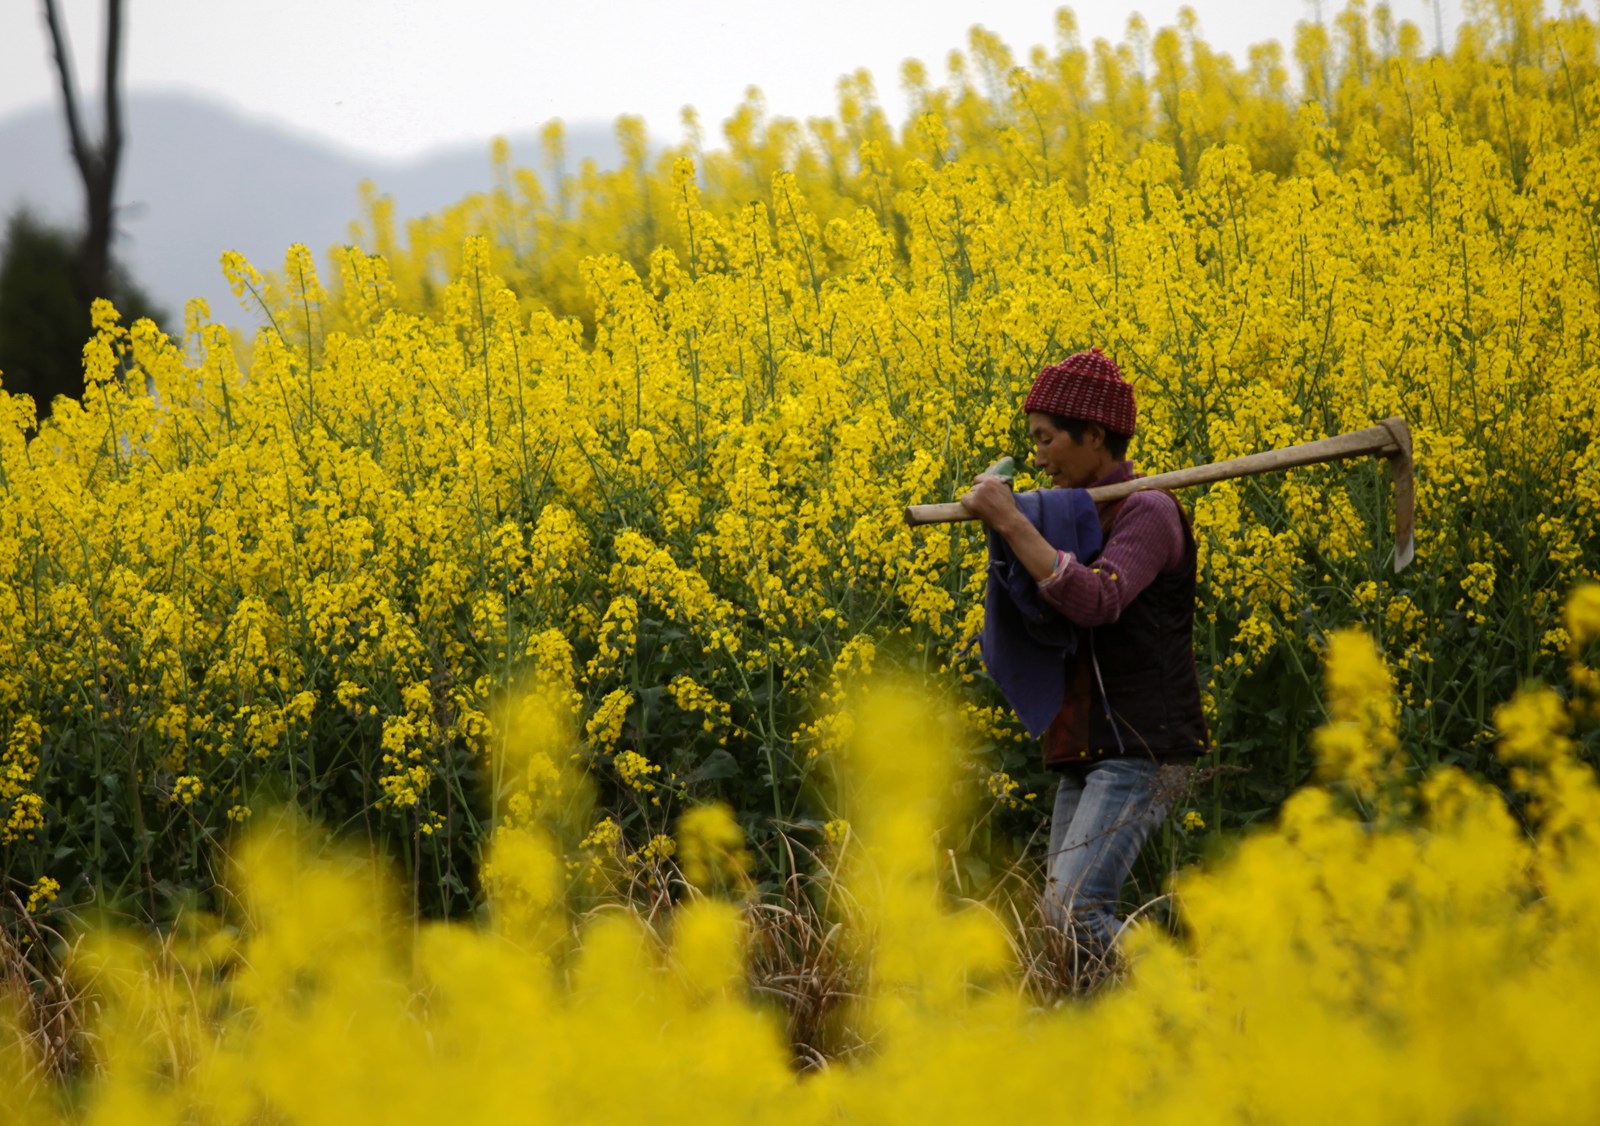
{"left": 1039, "top": 558, "right": 1128, "bottom": 627}
{"left": 1039, "top": 493, "right": 1184, "bottom": 626}
{"left": 992, "top": 511, "right": 1061, "bottom": 582}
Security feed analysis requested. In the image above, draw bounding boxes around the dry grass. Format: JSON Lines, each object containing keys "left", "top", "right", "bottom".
{"left": 1, "top": 891, "right": 87, "bottom": 1083}
{"left": 3, "top": 824, "right": 1182, "bottom": 1084}
{"left": 743, "top": 834, "right": 871, "bottom": 1070}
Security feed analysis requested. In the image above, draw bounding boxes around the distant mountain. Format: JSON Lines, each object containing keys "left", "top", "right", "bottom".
{"left": 0, "top": 93, "right": 626, "bottom": 328}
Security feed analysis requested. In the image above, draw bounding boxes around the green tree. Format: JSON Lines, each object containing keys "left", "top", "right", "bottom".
{"left": 0, "top": 211, "right": 86, "bottom": 412}
{"left": 0, "top": 209, "right": 161, "bottom": 416}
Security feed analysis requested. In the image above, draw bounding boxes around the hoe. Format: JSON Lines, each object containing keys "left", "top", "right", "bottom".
{"left": 906, "top": 417, "right": 1415, "bottom": 572}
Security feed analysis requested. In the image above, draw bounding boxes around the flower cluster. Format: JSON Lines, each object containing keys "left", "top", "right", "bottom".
{"left": 8, "top": 639, "right": 1600, "bottom": 1120}
{"left": 1, "top": 1, "right": 1597, "bottom": 922}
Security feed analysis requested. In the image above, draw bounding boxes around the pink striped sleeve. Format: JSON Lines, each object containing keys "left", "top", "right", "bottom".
{"left": 1038, "top": 492, "right": 1186, "bottom": 627}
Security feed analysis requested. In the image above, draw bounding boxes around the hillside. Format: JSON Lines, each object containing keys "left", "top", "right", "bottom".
{"left": 0, "top": 92, "right": 623, "bottom": 325}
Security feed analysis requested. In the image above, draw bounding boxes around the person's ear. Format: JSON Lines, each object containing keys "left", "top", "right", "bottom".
{"left": 1086, "top": 422, "right": 1105, "bottom": 449}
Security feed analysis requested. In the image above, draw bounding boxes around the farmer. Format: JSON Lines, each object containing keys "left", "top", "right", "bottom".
{"left": 959, "top": 347, "right": 1208, "bottom": 957}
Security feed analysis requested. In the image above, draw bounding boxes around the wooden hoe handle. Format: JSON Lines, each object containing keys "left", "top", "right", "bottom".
{"left": 905, "top": 417, "right": 1416, "bottom": 572}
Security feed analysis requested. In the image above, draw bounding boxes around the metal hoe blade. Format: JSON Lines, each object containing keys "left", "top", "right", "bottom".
{"left": 1380, "top": 417, "right": 1415, "bottom": 572}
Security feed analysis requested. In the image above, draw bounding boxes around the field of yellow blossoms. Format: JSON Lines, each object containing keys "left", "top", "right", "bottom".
{"left": 3, "top": 0, "right": 1600, "bottom": 1116}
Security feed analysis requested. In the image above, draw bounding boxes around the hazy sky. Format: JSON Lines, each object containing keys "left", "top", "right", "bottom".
{"left": 2, "top": 1, "right": 1469, "bottom": 161}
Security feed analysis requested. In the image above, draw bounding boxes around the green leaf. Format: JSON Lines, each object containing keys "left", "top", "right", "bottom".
{"left": 685, "top": 749, "right": 740, "bottom": 784}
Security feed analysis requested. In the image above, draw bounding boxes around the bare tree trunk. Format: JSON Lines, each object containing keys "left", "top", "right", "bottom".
{"left": 40, "top": 0, "right": 124, "bottom": 308}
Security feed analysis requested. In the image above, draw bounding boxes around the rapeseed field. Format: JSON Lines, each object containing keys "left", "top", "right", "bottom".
{"left": 3, "top": 1, "right": 1599, "bottom": 1118}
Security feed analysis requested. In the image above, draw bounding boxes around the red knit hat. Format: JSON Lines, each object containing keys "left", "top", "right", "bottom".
{"left": 1022, "top": 348, "right": 1136, "bottom": 436}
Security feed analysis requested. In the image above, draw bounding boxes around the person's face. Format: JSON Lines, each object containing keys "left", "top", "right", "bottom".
{"left": 1028, "top": 412, "right": 1105, "bottom": 489}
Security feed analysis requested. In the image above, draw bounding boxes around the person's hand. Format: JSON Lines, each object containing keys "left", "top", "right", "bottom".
{"left": 959, "top": 474, "right": 1020, "bottom": 529}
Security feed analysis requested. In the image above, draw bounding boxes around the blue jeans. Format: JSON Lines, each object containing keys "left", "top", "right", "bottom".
{"left": 1043, "top": 757, "right": 1171, "bottom": 949}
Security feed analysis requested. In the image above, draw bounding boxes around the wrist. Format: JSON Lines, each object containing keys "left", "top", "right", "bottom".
{"left": 1036, "top": 549, "right": 1077, "bottom": 586}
